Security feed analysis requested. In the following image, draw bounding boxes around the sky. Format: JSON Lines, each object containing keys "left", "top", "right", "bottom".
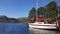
{"left": 0, "top": 0, "right": 59, "bottom": 18}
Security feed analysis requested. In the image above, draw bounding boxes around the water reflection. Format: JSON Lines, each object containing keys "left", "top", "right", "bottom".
{"left": 56, "top": 31, "right": 60, "bottom": 34}
{"left": 29, "top": 28, "right": 60, "bottom": 34}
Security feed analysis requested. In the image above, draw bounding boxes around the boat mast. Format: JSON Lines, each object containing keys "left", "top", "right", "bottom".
{"left": 35, "top": 0, "right": 38, "bottom": 22}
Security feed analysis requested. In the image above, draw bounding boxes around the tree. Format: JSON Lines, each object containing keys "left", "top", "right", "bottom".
{"left": 45, "top": 1, "right": 57, "bottom": 23}
{"left": 37, "top": 1, "right": 57, "bottom": 23}
{"left": 45, "top": 1, "right": 57, "bottom": 18}
{"left": 38, "top": 7, "right": 46, "bottom": 18}
{"left": 28, "top": 7, "right": 36, "bottom": 23}
{"left": 46, "top": 1, "right": 57, "bottom": 10}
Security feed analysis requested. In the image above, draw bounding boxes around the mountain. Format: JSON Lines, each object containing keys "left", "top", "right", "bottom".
{"left": 0, "top": 15, "right": 19, "bottom": 23}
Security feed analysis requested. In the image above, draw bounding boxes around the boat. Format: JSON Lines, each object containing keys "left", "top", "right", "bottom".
{"left": 29, "top": 0, "right": 57, "bottom": 30}
{"left": 29, "top": 22, "right": 57, "bottom": 29}
{"left": 29, "top": 18, "right": 57, "bottom": 29}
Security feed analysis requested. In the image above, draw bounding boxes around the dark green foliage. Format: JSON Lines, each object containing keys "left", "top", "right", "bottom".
{"left": 45, "top": 1, "right": 57, "bottom": 10}
{"left": 57, "top": 17, "right": 60, "bottom": 20}
{"left": 28, "top": 1, "right": 59, "bottom": 23}
{"left": 28, "top": 8, "right": 36, "bottom": 23}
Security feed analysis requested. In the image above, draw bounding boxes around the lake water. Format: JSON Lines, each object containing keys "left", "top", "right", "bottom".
{"left": 29, "top": 28, "right": 60, "bottom": 34}
{"left": 0, "top": 23, "right": 28, "bottom": 34}
{"left": 0, "top": 23, "right": 60, "bottom": 34}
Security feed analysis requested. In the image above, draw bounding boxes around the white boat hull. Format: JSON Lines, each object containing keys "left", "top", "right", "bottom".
{"left": 29, "top": 23, "right": 57, "bottom": 29}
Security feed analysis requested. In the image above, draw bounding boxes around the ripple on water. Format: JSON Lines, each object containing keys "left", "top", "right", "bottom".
{"left": 29, "top": 28, "right": 60, "bottom": 34}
